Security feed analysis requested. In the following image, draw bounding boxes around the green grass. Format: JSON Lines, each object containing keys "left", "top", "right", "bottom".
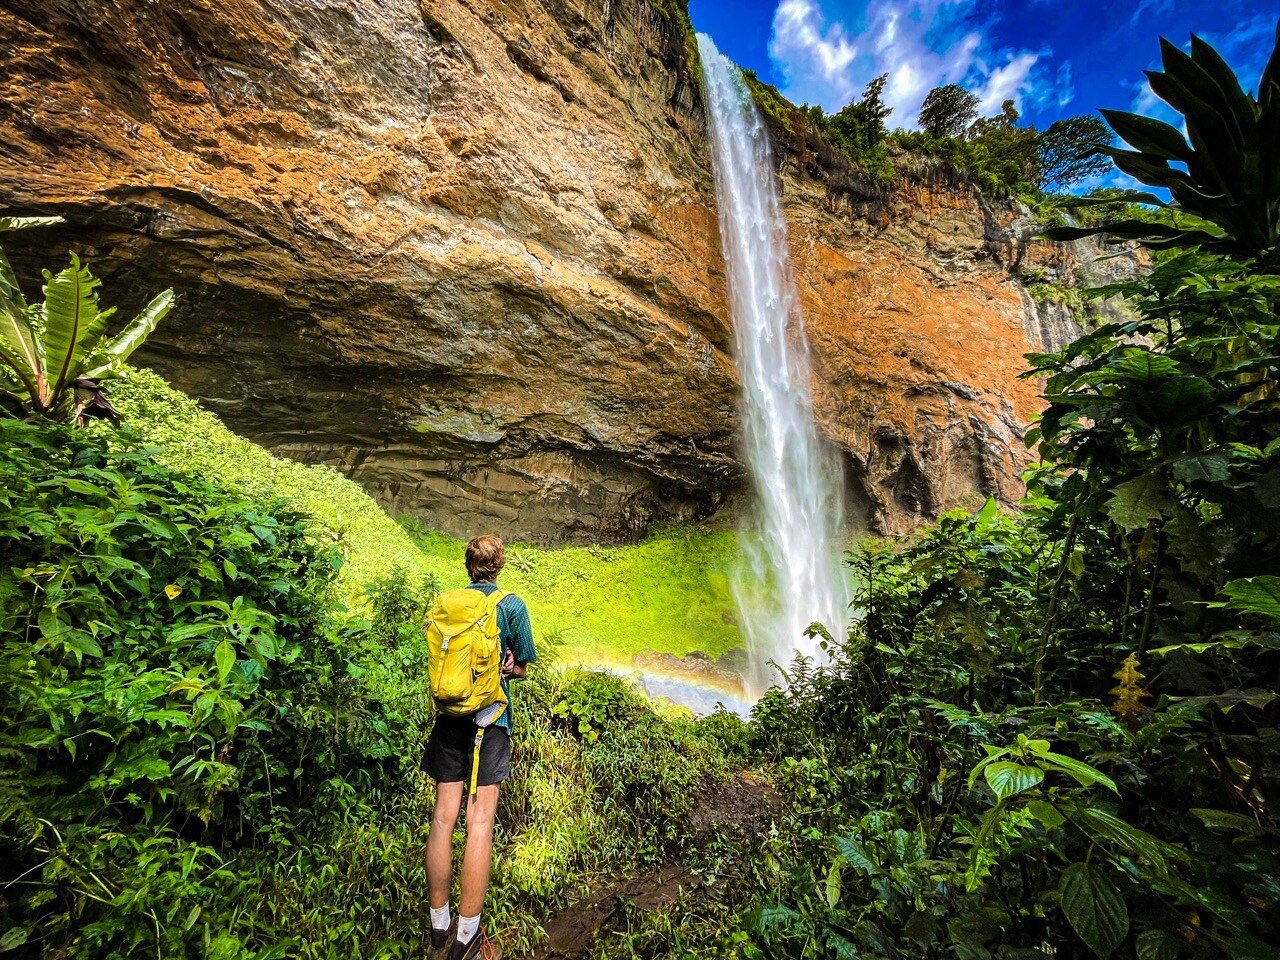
{"left": 404, "top": 522, "right": 744, "bottom": 666}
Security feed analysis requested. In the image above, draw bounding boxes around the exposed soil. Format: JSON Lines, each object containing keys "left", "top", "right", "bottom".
{"left": 531, "top": 772, "right": 780, "bottom": 959}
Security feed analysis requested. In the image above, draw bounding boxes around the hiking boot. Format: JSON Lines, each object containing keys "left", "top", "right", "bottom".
{"left": 448, "top": 927, "right": 501, "bottom": 960}
{"left": 429, "top": 919, "right": 455, "bottom": 954}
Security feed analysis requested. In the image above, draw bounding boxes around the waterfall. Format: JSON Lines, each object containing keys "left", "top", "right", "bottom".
{"left": 696, "top": 34, "right": 849, "bottom": 694}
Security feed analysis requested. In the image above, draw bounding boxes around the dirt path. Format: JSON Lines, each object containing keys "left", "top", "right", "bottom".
{"left": 531, "top": 772, "right": 779, "bottom": 959}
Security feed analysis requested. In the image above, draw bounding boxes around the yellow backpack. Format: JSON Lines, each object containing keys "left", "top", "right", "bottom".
{"left": 425, "top": 587, "right": 508, "bottom": 792}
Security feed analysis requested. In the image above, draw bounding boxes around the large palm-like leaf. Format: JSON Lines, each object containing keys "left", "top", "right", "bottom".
{"left": 0, "top": 217, "right": 57, "bottom": 405}
{"left": 83, "top": 289, "right": 174, "bottom": 380}
{"left": 0, "top": 217, "right": 174, "bottom": 422}
{"left": 40, "top": 254, "right": 116, "bottom": 401}
{"left": 1046, "top": 21, "right": 1280, "bottom": 266}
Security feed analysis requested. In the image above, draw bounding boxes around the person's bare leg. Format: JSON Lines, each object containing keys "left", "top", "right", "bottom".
{"left": 427, "top": 782, "right": 464, "bottom": 910}
{"left": 458, "top": 784, "right": 500, "bottom": 918}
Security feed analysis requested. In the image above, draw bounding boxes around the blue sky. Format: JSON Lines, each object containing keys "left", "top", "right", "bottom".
{"left": 688, "top": 0, "right": 1277, "bottom": 134}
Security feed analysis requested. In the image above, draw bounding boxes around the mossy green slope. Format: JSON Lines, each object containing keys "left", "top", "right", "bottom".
{"left": 109, "top": 368, "right": 440, "bottom": 604}
{"left": 111, "top": 368, "right": 745, "bottom": 663}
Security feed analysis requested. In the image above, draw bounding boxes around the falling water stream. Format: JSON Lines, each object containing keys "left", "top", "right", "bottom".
{"left": 697, "top": 33, "right": 849, "bottom": 695}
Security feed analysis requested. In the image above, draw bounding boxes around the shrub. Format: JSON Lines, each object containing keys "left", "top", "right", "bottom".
{"left": 0, "top": 418, "right": 345, "bottom": 954}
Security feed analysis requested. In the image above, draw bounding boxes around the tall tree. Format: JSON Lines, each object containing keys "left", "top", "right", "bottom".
{"left": 918, "top": 83, "right": 980, "bottom": 139}
{"left": 1038, "top": 115, "right": 1112, "bottom": 191}
{"left": 825, "top": 74, "right": 892, "bottom": 159}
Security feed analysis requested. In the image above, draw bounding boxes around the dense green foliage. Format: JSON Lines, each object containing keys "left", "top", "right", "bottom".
{"left": 4, "top": 21, "right": 1278, "bottom": 960}
{"left": 1047, "top": 25, "right": 1280, "bottom": 264}
{"left": 919, "top": 84, "right": 981, "bottom": 140}
{"left": 712, "top": 26, "right": 1280, "bottom": 960}
{"left": 107, "top": 368, "right": 440, "bottom": 605}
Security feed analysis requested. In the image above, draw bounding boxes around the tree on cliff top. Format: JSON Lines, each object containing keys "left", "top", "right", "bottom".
{"left": 825, "top": 73, "right": 892, "bottom": 160}
{"left": 919, "top": 83, "right": 980, "bottom": 139}
{"left": 1038, "top": 115, "right": 1113, "bottom": 191}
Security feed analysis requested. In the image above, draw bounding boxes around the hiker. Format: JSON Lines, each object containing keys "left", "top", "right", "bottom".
{"left": 423, "top": 534, "right": 536, "bottom": 960}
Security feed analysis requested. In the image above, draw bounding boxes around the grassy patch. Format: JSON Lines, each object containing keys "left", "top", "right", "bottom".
{"left": 404, "top": 522, "right": 744, "bottom": 665}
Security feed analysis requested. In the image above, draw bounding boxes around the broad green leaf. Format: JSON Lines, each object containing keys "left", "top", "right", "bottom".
{"left": 1027, "top": 799, "right": 1066, "bottom": 829}
{"left": 83, "top": 288, "right": 174, "bottom": 379}
{"left": 1042, "top": 752, "right": 1119, "bottom": 793}
{"left": 755, "top": 903, "right": 800, "bottom": 932}
{"left": 1059, "top": 862, "right": 1128, "bottom": 959}
{"left": 825, "top": 856, "right": 844, "bottom": 908}
{"left": 1061, "top": 803, "right": 1183, "bottom": 870}
{"left": 835, "top": 834, "right": 879, "bottom": 875}
{"left": 984, "top": 761, "right": 1044, "bottom": 800}
{"left": 1135, "top": 929, "right": 1181, "bottom": 960}
{"left": 1113, "top": 349, "right": 1180, "bottom": 384}
{"left": 215, "top": 640, "right": 236, "bottom": 683}
{"left": 40, "top": 255, "right": 111, "bottom": 397}
{"left": 1190, "top": 808, "right": 1266, "bottom": 836}
{"left": 0, "top": 289, "right": 41, "bottom": 395}
{"left": 1101, "top": 109, "right": 1193, "bottom": 161}
{"left": 1150, "top": 376, "right": 1214, "bottom": 423}
{"left": 1105, "top": 474, "right": 1169, "bottom": 531}
{"left": 1217, "top": 577, "right": 1280, "bottom": 622}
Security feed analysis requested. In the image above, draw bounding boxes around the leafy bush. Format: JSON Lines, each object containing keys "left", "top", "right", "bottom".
{"left": 0, "top": 218, "right": 171, "bottom": 422}
{"left": 730, "top": 28, "right": 1280, "bottom": 960}
{"left": 1, "top": 418, "right": 343, "bottom": 954}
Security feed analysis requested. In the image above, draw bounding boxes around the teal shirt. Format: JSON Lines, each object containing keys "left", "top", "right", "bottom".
{"left": 466, "top": 581, "right": 536, "bottom": 732}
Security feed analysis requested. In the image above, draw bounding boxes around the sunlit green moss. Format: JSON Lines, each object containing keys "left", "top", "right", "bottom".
{"left": 107, "top": 367, "right": 438, "bottom": 606}
{"left": 402, "top": 520, "right": 743, "bottom": 664}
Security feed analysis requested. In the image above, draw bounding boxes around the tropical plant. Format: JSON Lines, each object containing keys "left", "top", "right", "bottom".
{"left": 824, "top": 74, "right": 893, "bottom": 163}
{"left": 0, "top": 218, "right": 173, "bottom": 422}
{"left": 1047, "top": 23, "right": 1280, "bottom": 266}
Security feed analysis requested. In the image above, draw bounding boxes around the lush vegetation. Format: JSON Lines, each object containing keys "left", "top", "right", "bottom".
{"left": 709, "top": 25, "right": 1280, "bottom": 960}
{"left": 0, "top": 412, "right": 747, "bottom": 958}
{"left": 108, "top": 368, "right": 742, "bottom": 663}
{"left": 744, "top": 63, "right": 1109, "bottom": 204}
{"left": 406, "top": 523, "right": 741, "bottom": 664}
{"left": 106, "top": 368, "right": 439, "bottom": 606}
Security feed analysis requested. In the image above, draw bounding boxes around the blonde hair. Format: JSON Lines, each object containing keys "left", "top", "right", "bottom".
{"left": 465, "top": 535, "right": 506, "bottom": 582}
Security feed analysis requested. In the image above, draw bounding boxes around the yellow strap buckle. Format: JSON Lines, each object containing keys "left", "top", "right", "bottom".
{"left": 469, "top": 728, "right": 485, "bottom": 796}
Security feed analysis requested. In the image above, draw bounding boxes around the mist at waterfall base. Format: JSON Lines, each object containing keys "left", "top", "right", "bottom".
{"left": 697, "top": 33, "right": 850, "bottom": 699}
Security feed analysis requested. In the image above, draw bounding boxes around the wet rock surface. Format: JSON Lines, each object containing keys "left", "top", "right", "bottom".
{"left": 0, "top": 0, "right": 1129, "bottom": 541}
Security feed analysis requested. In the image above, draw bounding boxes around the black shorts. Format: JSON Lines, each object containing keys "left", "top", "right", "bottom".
{"left": 423, "top": 714, "right": 511, "bottom": 787}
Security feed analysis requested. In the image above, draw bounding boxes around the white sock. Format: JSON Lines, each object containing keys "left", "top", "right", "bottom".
{"left": 456, "top": 913, "right": 480, "bottom": 944}
{"left": 430, "top": 904, "right": 451, "bottom": 932}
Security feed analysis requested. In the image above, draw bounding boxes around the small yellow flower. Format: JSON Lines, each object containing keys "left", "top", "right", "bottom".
{"left": 164, "top": 584, "right": 183, "bottom": 600}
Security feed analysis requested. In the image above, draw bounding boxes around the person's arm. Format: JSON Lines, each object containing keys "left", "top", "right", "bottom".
{"left": 499, "top": 594, "right": 536, "bottom": 680}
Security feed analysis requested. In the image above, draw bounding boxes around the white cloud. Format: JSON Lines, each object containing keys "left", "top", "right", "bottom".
{"left": 977, "top": 51, "right": 1040, "bottom": 113}
{"left": 769, "top": 0, "right": 860, "bottom": 105}
{"left": 767, "top": 0, "right": 1053, "bottom": 127}
{"left": 1055, "top": 62, "right": 1075, "bottom": 108}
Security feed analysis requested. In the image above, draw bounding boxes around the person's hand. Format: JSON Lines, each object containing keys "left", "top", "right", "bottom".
{"left": 500, "top": 649, "right": 516, "bottom": 677}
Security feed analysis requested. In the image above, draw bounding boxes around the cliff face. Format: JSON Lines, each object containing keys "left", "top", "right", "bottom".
{"left": 0, "top": 0, "right": 1112, "bottom": 541}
